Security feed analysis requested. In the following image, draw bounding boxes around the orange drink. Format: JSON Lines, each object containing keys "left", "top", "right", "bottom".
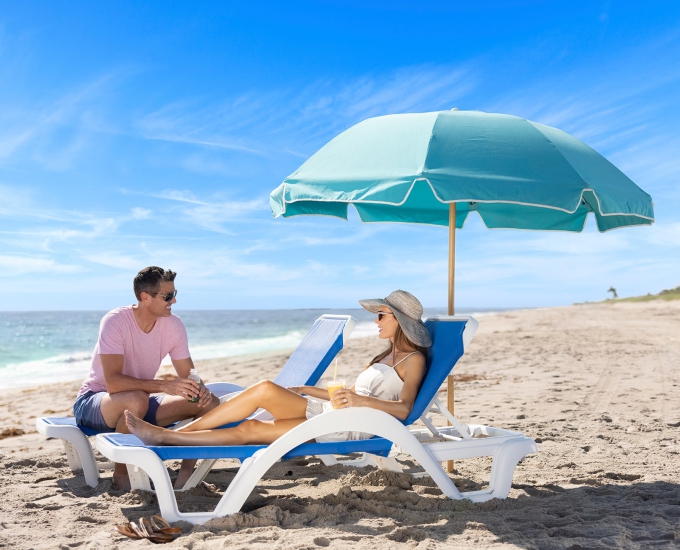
{"left": 326, "top": 379, "right": 346, "bottom": 408}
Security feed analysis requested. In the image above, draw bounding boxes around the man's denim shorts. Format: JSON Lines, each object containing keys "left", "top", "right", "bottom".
{"left": 73, "top": 391, "right": 165, "bottom": 432}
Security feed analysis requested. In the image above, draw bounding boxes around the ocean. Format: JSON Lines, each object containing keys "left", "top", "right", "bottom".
{"left": 0, "top": 307, "right": 507, "bottom": 390}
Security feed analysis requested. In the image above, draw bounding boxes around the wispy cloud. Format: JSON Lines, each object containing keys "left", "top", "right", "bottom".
{"left": 130, "top": 207, "right": 152, "bottom": 220}
{"left": 85, "top": 252, "right": 143, "bottom": 271}
{"left": 133, "top": 63, "right": 477, "bottom": 165}
{"left": 0, "top": 74, "right": 117, "bottom": 169}
{"left": 0, "top": 254, "right": 82, "bottom": 276}
{"left": 121, "top": 187, "right": 267, "bottom": 233}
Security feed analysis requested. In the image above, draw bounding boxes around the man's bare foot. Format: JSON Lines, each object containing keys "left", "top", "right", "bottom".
{"left": 112, "top": 462, "right": 131, "bottom": 492}
{"left": 124, "top": 410, "right": 167, "bottom": 445}
{"left": 112, "top": 474, "right": 131, "bottom": 491}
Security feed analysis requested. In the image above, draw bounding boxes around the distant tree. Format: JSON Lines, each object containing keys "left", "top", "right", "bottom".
{"left": 607, "top": 286, "right": 618, "bottom": 299}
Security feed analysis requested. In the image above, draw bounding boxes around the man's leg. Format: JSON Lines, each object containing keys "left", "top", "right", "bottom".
{"left": 153, "top": 393, "right": 221, "bottom": 489}
{"left": 99, "top": 391, "right": 154, "bottom": 491}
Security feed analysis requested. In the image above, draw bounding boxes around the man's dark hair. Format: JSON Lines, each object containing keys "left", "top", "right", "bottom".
{"left": 133, "top": 266, "right": 177, "bottom": 300}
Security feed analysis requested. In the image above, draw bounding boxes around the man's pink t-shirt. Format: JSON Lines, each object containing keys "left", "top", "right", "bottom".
{"left": 78, "top": 306, "right": 191, "bottom": 396}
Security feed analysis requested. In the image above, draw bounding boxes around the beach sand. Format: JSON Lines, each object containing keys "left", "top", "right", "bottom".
{"left": 1, "top": 300, "right": 679, "bottom": 549}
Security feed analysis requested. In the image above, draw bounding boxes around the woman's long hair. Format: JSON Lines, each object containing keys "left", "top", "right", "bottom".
{"left": 367, "top": 325, "right": 428, "bottom": 367}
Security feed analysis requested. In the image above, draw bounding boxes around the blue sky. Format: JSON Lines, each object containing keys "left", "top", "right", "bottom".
{"left": 1, "top": 1, "right": 679, "bottom": 311}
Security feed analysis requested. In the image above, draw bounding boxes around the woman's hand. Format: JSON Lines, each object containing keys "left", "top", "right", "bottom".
{"left": 331, "top": 388, "right": 364, "bottom": 409}
{"left": 287, "top": 386, "right": 304, "bottom": 395}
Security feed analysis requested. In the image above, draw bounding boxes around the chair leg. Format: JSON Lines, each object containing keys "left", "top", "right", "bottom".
{"left": 335, "top": 452, "right": 374, "bottom": 468}
{"left": 486, "top": 437, "right": 537, "bottom": 499}
{"left": 127, "top": 464, "right": 153, "bottom": 491}
{"left": 318, "top": 454, "right": 338, "bottom": 466}
{"left": 61, "top": 434, "right": 100, "bottom": 488}
{"left": 178, "top": 459, "right": 219, "bottom": 491}
{"left": 331, "top": 453, "right": 403, "bottom": 472}
{"left": 62, "top": 439, "right": 83, "bottom": 472}
{"left": 372, "top": 455, "right": 403, "bottom": 472}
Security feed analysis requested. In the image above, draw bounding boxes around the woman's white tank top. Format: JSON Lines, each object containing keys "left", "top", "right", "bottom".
{"left": 353, "top": 352, "right": 417, "bottom": 401}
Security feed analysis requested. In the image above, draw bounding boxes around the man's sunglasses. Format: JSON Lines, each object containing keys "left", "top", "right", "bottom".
{"left": 154, "top": 290, "right": 178, "bottom": 302}
{"left": 376, "top": 312, "right": 394, "bottom": 321}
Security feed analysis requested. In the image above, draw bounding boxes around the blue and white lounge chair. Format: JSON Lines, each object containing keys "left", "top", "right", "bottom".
{"left": 36, "top": 314, "right": 356, "bottom": 488}
{"left": 95, "top": 316, "right": 538, "bottom": 524}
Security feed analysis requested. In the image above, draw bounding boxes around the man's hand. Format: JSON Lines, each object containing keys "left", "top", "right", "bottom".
{"left": 195, "top": 383, "right": 212, "bottom": 408}
{"left": 162, "top": 378, "right": 201, "bottom": 401}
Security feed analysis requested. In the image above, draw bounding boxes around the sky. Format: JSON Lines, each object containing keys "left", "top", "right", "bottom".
{"left": 1, "top": 1, "right": 679, "bottom": 311}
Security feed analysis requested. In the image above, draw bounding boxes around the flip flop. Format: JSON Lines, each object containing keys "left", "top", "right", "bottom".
{"left": 130, "top": 520, "right": 175, "bottom": 544}
{"left": 149, "top": 515, "right": 183, "bottom": 535}
{"left": 115, "top": 523, "right": 141, "bottom": 540}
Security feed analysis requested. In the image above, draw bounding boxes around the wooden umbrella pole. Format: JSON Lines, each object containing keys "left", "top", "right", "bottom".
{"left": 447, "top": 203, "right": 456, "bottom": 473}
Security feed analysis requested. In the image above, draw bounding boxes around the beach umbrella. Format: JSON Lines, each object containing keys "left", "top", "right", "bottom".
{"left": 269, "top": 109, "right": 654, "bottom": 469}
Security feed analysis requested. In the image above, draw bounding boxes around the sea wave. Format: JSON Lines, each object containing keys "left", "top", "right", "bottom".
{"left": 0, "top": 331, "right": 312, "bottom": 389}
{"left": 0, "top": 352, "right": 93, "bottom": 390}
{"left": 0, "top": 308, "right": 514, "bottom": 390}
{"left": 183, "top": 330, "right": 309, "bottom": 362}
{"left": 349, "top": 321, "right": 378, "bottom": 339}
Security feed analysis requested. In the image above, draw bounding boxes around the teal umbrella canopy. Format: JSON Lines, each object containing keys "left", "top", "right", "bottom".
{"left": 270, "top": 110, "right": 654, "bottom": 232}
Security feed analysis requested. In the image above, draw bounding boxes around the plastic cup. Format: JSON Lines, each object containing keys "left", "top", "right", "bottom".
{"left": 326, "top": 379, "right": 346, "bottom": 408}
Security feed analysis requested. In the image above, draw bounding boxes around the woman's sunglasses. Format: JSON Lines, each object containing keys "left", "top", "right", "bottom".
{"left": 376, "top": 312, "right": 394, "bottom": 321}
{"left": 154, "top": 290, "right": 178, "bottom": 302}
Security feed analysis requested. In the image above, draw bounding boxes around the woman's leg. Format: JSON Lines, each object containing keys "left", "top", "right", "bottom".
{"left": 176, "top": 380, "right": 308, "bottom": 432}
{"left": 126, "top": 411, "right": 307, "bottom": 446}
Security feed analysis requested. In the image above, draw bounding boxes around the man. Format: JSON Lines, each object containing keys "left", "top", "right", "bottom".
{"left": 74, "top": 266, "right": 220, "bottom": 490}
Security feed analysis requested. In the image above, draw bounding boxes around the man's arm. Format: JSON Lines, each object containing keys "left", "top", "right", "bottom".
{"left": 101, "top": 354, "right": 200, "bottom": 400}
{"left": 170, "top": 356, "right": 194, "bottom": 378}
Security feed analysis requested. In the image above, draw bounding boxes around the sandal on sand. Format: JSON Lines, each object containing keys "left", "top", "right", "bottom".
{"left": 129, "top": 519, "right": 175, "bottom": 544}
{"left": 148, "top": 515, "right": 183, "bottom": 535}
{"left": 115, "top": 523, "right": 141, "bottom": 540}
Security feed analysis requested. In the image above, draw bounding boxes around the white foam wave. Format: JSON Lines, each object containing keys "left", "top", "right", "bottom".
{"left": 0, "top": 331, "right": 311, "bottom": 389}
{"left": 183, "top": 330, "right": 308, "bottom": 363}
{"left": 0, "top": 352, "right": 93, "bottom": 390}
{"left": 349, "top": 321, "right": 378, "bottom": 339}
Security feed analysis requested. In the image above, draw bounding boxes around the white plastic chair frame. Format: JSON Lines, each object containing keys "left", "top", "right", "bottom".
{"left": 36, "top": 314, "right": 355, "bottom": 488}
{"left": 95, "top": 315, "right": 538, "bottom": 524}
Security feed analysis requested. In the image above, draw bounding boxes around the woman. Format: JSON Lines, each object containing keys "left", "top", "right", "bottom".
{"left": 124, "top": 290, "right": 432, "bottom": 446}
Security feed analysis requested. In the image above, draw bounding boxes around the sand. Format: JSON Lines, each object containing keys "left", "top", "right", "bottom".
{"left": 1, "top": 300, "right": 679, "bottom": 549}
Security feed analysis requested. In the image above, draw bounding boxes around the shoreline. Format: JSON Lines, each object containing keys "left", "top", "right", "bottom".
{"left": 1, "top": 300, "right": 678, "bottom": 548}
{"left": 0, "top": 307, "right": 523, "bottom": 392}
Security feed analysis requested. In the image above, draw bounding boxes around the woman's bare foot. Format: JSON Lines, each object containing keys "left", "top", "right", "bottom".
{"left": 124, "top": 410, "right": 167, "bottom": 445}
{"left": 174, "top": 460, "right": 197, "bottom": 489}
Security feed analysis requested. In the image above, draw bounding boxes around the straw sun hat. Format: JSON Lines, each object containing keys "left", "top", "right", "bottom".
{"left": 359, "top": 290, "right": 432, "bottom": 347}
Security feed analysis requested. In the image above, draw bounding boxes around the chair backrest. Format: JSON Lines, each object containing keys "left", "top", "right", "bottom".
{"left": 402, "top": 318, "right": 467, "bottom": 426}
{"left": 272, "top": 316, "right": 348, "bottom": 388}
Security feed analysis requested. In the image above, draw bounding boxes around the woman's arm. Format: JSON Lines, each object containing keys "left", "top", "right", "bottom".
{"left": 330, "top": 354, "right": 426, "bottom": 420}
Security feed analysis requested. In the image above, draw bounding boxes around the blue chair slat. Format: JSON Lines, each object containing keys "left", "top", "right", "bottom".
{"left": 105, "top": 433, "right": 393, "bottom": 461}
{"left": 273, "top": 318, "right": 345, "bottom": 388}
{"left": 403, "top": 319, "right": 466, "bottom": 426}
